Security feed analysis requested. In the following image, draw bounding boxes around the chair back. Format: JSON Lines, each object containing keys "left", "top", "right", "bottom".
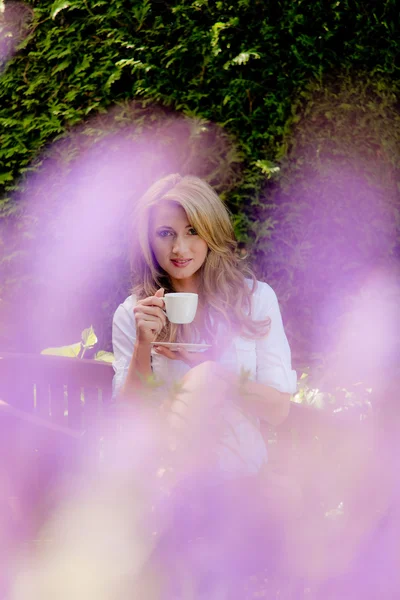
{"left": 0, "top": 352, "right": 114, "bottom": 432}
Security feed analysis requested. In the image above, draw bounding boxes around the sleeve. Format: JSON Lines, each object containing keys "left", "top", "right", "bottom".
{"left": 112, "top": 298, "right": 136, "bottom": 398}
{"left": 254, "top": 282, "right": 297, "bottom": 394}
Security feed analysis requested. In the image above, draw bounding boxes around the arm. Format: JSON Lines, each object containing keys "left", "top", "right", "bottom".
{"left": 112, "top": 299, "right": 152, "bottom": 399}
{"left": 112, "top": 299, "right": 139, "bottom": 399}
{"left": 123, "top": 342, "right": 153, "bottom": 396}
{"left": 237, "top": 379, "right": 291, "bottom": 427}
{"left": 231, "top": 283, "right": 296, "bottom": 426}
{"left": 112, "top": 289, "right": 166, "bottom": 399}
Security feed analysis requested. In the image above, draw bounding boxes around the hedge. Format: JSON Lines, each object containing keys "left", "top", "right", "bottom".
{"left": 1, "top": 0, "right": 400, "bottom": 380}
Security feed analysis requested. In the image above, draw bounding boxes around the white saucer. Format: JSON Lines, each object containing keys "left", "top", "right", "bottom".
{"left": 151, "top": 342, "right": 211, "bottom": 353}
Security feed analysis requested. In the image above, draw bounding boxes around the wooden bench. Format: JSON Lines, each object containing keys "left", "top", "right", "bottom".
{"left": 0, "top": 352, "right": 115, "bottom": 558}
{"left": 0, "top": 351, "right": 379, "bottom": 597}
{"left": 0, "top": 352, "right": 114, "bottom": 431}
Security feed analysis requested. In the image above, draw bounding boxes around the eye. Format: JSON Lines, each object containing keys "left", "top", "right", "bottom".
{"left": 157, "top": 229, "right": 173, "bottom": 238}
{"left": 188, "top": 227, "right": 198, "bottom": 235}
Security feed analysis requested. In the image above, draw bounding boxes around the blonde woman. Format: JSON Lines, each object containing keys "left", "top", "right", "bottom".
{"left": 112, "top": 174, "right": 297, "bottom": 477}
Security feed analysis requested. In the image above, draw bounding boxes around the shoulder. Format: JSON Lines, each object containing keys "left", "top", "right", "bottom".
{"left": 251, "top": 279, "right": 277, "bottom": 301}
{"left": 246, "top": 279, "right": 278, "bottom": 315}
{"left": 113, "top": 294, "right": 137, "bottom": 328}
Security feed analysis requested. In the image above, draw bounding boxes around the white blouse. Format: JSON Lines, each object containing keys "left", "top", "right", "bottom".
{"left": 112, "top": 280, "right": 297, "bottom": 477}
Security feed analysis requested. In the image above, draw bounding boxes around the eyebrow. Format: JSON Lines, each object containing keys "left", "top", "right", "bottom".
{"left": 156, "top": 225, "right": 193, "bottom": 229}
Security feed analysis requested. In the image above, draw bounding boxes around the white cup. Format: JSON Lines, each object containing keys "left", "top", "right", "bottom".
{"left": 163, "top": 293, "right": 198, "bottom": 324}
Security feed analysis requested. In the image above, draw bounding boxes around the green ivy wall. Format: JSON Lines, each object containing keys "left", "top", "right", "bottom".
{"left": 1, "top": 0, "right": 400, "bottom": 376}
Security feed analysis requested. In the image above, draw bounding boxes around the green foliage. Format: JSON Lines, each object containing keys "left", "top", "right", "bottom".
{"left": 293, "top": 368, "right": 372, "bottom": 417}
{"left": 2, "top": 0, "right": 399, "bottom": 204}
{"left": 0, "top": 0, "right": 400, "bottom": 380}
{"left": 0, "top": 100, "right": 242, "bottom": 353}
{"left": 41, "top": 324, "right": 112, "bottom": 359}
{"left": 254, "top": 73, "right": 400, "bottom": 368}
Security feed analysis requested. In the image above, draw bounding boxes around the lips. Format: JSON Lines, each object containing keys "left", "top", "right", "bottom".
{"left": 170, "top": 258, "right": 192, "bottom": 268}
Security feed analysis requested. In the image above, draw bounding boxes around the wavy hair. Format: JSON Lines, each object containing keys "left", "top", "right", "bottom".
{"left": 130, "top": 174, "right": 270, "bottom": 343}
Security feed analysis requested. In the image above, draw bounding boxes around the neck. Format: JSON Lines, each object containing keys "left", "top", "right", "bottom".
{"left": 171, "top": 276, "right": 200, "bottom": 293}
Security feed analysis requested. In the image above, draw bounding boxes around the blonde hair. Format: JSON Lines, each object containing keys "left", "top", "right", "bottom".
{"left": 130, "top": 174, "right": 270, "bottom": 343}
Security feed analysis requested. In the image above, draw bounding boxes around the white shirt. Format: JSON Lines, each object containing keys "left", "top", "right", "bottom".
{"left": 112, "top": 280, "right": 297, "bottom": 477}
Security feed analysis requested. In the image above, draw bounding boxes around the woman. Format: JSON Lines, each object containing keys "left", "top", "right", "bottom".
{"left": 112, "top": 174, "right": 296, "bottom": 478}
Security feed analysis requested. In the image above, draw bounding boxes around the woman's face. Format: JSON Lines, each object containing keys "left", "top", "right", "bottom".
{"left": 150, "top": 202, "right": 208, "bottom": 292}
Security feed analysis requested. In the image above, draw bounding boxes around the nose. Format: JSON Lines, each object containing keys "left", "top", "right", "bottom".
{"left": 172, "top": 234, "right": 189, "bottom": 255}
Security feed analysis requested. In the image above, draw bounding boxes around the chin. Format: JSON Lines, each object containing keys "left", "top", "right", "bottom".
{"left": 171, "top": 272, "right": 193, "bottom": 279}
{"left": 165, "top": 266, "right": 198, "bottom": 282}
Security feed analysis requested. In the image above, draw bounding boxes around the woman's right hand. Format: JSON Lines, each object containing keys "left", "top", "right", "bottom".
{"left": 133, "top": 288, "right": 166, "bottom": 345}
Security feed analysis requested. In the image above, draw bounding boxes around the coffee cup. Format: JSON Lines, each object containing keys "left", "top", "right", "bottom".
{"left": 163, "top": 293, "right": 198, "bottom": 324}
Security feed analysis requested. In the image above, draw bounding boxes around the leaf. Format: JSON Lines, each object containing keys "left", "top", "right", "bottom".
{"left": 105, "top": 70, "right": 122, "bottom": 91}
{"left": 0, "top": 172, "right": 13, "bottom": 184}
{"left": 255, "top": 159, "right": 280, "bottom": 178}
{"left": 81, "top": 325, "right": 97, "bottom": 348}
{"left": 50, "top": 0, "right": 71, "bottom": 19}
{"left": 52, "top": 60, "right": 71, "bottom": 74}
{"left": 95, "top": 350, "right": 114, "bottom": 363}
{"left": 224, "top": 51, "right": 261, "bottom": 69}
{"left": 41, "top": 342, "right": 81, "bottom": 358}
{"left": 231, "top": 51, "right": 260, "bottom": 65}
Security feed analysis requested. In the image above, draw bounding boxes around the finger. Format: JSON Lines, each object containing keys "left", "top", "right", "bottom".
{"left": 137, "top": 318, "right": 164, "bottom": 334}
{"left": 154, "top": 346, "right": 179, "bottom": 360}
{"left": 136, "top": 319, "right": 163, "bottom": 331}
{"left": 134, "top": 305, "right": 167, "bottom": 324}
{"left": 175, "top": 349, "right": 194, "bottom": 366}
{"left": 163, "top": 348, "right": 195, "bottom": 367}
{"left": 154, "top": 288, "right": 165, "bottom": 298}
{"left": 134, "top": 306, "right": 167, "bottom": 327}
{"left": 137, "top": 319, "right": 158, "bottom": 331}
{"left": 138, "top": 295, "right": 165, "bottom": 309}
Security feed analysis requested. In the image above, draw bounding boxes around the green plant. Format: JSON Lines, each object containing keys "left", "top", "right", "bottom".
{"left": 41, "top": 325, "right": 114, "bottom": 361}
{"left": 1, "top": 0, "right": 399, "bottom": 375}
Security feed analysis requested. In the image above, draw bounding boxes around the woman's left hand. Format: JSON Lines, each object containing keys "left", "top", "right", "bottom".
{"left": 153, "top": 345, "right": 215, "bottom": 368}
